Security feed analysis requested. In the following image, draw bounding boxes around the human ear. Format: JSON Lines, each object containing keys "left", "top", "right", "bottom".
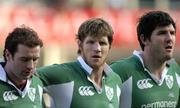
{"left": 4, "top": 49, "right": 11, "bottom": 61}
{"left": 140, "top": 34, "right": 148, "bottom": 46}
{"left": 77, "top": 39, "right": 82, "bottom": 48}
{"left": 77, "top": 39, "right": 83, "bottom": 54}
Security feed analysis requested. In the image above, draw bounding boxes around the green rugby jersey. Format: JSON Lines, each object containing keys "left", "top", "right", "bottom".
{"left": 111, "top": 51, "right": 180, "bottom": 108}
{"left": 0, "top": 64, "right": 43, "bottom": 108}
{"left": 37, "top": 56, "right": 122, "bottom": 108}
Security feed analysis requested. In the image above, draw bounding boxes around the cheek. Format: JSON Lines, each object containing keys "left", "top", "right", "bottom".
{"left": 102, "top": 48, "right": 110, "bottom": 56}
{"left": 151, "top": 44, "right": 162, "bottom": 53}
{"left": 103, "top": 49, "right": 109, "bottom": 54}
{"left": 103, "top": 46, "right": 110, "bottom": 52}
{"left": 15, "top": 61, "right": 26, "bottom": 69}
{"left": 15, "top": 61, "right": 24, "bottom": 65}
{"left": 12, "top": 64, "right": 21, "bottom": 73}
{"left": 173, "top": 37, "right": 176, "bottom": 43}
{"left": 82, "top": 46, "right": 91, "bottom": 53}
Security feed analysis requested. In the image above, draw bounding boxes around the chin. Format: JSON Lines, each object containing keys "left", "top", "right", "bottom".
{"left": 92, "top": 64, "right": 105, "bottom": 69}
{"left": 164, "top": 55, "right": 173, "bottom": 61}
{"left": 25, "top": 75, "right": 33, "bottom": 79}
{"left": 91, "top": 64, "right": 99, "bottom": 68}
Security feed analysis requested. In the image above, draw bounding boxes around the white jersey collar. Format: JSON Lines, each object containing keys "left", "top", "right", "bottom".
{"left": 0, "top": 64, "right": 7, "bottom": 82}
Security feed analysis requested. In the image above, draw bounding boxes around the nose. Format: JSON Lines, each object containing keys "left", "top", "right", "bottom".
{"left": 166, "top": 32, "right": 175, "bottom": 43}
{"left": 27, "top": 60, "right": 34, "bottom": 70}
{"left": 94, "top": 42, "right": 101, "bottom": 52}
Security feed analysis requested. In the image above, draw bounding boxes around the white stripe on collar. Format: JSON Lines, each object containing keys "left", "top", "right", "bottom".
{"left": 0, "top": 64, "right": 7, "bottom": 82}
{"left": 77, "top": 56, "right": 112, "bottom": 76}
{"left": 77, "top": 56, "right": 92, "bottom": 74}
{"left": 17, "top": 79, "right": 32, "bottom": 97}
{"left": 133, "top": 50, "right": 168, "bottom": 85}
{"left": 133, "top": 50, "right": 145, "bottom": 67}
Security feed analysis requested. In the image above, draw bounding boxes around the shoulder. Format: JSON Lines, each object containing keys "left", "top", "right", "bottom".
{"left": 168, "top": 59, "right": 180, "bottom": 88}
{"left": 168, "top": 59, "right": 180, "bottom": 74}
{"left": 168, "top": 59, "right": 180, "bottom": 73}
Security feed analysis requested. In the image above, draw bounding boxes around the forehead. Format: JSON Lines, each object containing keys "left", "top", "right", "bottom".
{"left": 84, "top": 35, "right": 108, "bottom": 41}
{"left": 15, "top": 44, "right": 41, "bottom": 56}
{"left": 153, "top": 24, "right": 175, "bottom": 32}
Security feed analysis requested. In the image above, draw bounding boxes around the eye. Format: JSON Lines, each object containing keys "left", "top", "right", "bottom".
{"left": 99, "top": 41, "right": 108, "bottom": 45}
{"left": 20, "top": 58, "right": 29, "bottom": 62}
{"left": 87, "top": 40, "right": 94, "bottom": 44}
{"left": 157, "top": 31, "right": 167, "bottom": 35}
{"left": 170, "top": 31, "right": 175, "bottom": 36}
{"left": 33, "top": 58, "right": 39, "bottom": 62}
{"left": 20, "top": 57, "right": 39, "bottom": 62}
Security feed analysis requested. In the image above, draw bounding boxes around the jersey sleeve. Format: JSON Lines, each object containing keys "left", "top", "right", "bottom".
{"left": 110, "top": 60, "right": 132, "bottom": 83}
{"left": 37, "top": 64, "right": 72, "bottom": 86}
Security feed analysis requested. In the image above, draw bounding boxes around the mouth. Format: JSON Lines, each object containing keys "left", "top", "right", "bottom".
{"left": 165, "top": 45, "right": 173, "bottom": 52}
{"left": 92, "top": 55, "right": 101, "bottom": 58}
{"left": 24, "top": 70, "right": 33, "bottom": 75}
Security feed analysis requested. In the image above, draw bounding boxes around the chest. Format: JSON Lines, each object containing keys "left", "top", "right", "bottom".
{"left": 0, "top": 81, "right": 43, "bottom": 108}
{"left": 70, "top": 76, "right": 120, "bottom": 108}
{"left": 131, "top": 72, "right": 179, "bottom": 107}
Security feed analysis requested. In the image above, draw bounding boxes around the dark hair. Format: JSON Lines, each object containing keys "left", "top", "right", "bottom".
{"left": 3, "top": 25, "right": 43, "bottom": 61}
{"left": 137, "top": 11, "right": 176, "bottom": 50}
{"left": 76, "top": 18, "right": 114, "bottom": 54}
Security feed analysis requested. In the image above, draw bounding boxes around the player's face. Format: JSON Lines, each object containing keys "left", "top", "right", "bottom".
{"left": 7, "top": 44, "right": 40, "bottom": 80}
{"left": 79, "top": 35, "right": 110, "bottom": 69}
{"left": 147, "top": 24, "right": 176, "bottom": 61}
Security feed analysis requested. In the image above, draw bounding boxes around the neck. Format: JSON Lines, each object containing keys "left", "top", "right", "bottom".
{"left": 90, "top": 65, "right": 104, "bottom": 88}
{"left": 142, "top": 52, "right": 166, "bottom": 80}
{"left": 4, "top": 65, "right": 27, "bottom": 90}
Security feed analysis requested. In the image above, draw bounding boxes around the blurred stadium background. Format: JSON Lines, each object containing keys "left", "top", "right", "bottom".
{"left": 0, "top": 0, "right": 180, "bottom": 67}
